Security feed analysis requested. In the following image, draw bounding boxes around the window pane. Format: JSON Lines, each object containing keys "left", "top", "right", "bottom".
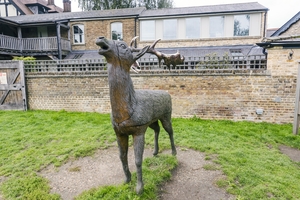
{"left": 111, "top": 22, "right": 123, "bottom": 41}
{"left": 209, "top": 16, "right": 224, "bottom": 37}
{"left": 234, "top": 15, "right": 250, "bottom": 36}
{"left": 141, "top": 20, "right": 155, "bottom": 40}
{"left": 73, "top": 25, "right": 84, "bottom": 44}
{"left": 163, "top": 19, "right": 177, "bottom": 40}
{"left": 186, "top": 17, "right": 200, "bottom": 39}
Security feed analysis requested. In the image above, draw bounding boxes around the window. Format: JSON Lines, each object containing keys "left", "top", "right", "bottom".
{"left": 140, "top": 20, "right": 155, "bottom": 41}
{"left": 73, "top": 24, "right": 85, "bottom": 44}
{"left": 163, "top": 19, "right": 177, "bottom": 40}
{"left": 234, "top": 15, "right": 250, "bottom": 36}
{"left": 209, "top": 16, "right": 224, "bottom": 37}
{"left": 111, "top": 22, "right": 123, "bottom": 41}
{"left": 186, "top": 17, "right": 200, "bottom": 39}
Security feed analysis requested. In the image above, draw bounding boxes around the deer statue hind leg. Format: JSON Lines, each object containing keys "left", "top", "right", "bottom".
{"left": 116, "top": 134, "right": 131, "bottom": 184}
{"left": 149, "top": 121, "right": 160, "bottom": 156}
{"left": 160, "top": 114, "right": 177, "bottom": 156}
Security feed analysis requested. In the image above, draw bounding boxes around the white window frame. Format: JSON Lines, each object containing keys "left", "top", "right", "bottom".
{"left": 209, "top": 16, "right": 224, "bottom": 38}
{"left": 185, "top": 17, "right": 200, "bottom": 39}
{"left": 234, "top": 14, "right": 250, "bottom": 36}
{"left": 163, "top": 19, "right": 177, "bottom": 40}
{"left": 73, "top": 24, "right": 85, "bottom": 44}
{"left": 111, "top": 22, "right": 123, "bottom": 41}
{"left": 140, "top": 20, "right": 155, "bottom": 41}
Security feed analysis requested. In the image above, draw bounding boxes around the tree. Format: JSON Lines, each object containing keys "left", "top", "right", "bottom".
{"left": 77, "top": 0, "right": 173, "bottom": 11}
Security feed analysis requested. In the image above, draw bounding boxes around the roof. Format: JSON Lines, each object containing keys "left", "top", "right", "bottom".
{"left": 139, "top": 2, "right": 268, "bottom": 19}
{"left": 271, "top": 11, "right": 300, "bottom": 37}
{"left": 11, "top": 0, "right": 33, "bottom": 15}
{"left": 6, "top": 2, "right": 268, "bottom": 25}
{"left": 21, "top": 0, "right": 63, "bottom": 12}
{"left": 11, "top": 0, "right": 63, "bottom": 14}
{"left": 66, "top": 45, "right": 264, "bottom": 60}
{"left": 0, "top": 17, "right": 18, "bottom": 26}
{"left": 266, "top": 28, "right": 278, "bottom": 37}
{"left": 6, "top": 7, "right": 146, "bottom": 25}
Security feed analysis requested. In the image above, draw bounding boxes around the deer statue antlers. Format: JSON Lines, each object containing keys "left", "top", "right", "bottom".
{"left": 129, "top": 37, "right": 185, "bottom": 72}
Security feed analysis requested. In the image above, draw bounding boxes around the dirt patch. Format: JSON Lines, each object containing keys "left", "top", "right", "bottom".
{"left": 8, "top": 145, "right": 300, "bottom": 200}
{"left": 279, "top": 145, "right": 300, "bottom": 162}
{"left": 159, "top": 149, "right": 235, "bottom": 200}
{"left": 40, "top": 147, "right": 234, "bottom": 200}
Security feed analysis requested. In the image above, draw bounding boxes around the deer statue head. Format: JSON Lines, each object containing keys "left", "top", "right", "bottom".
{"left": 96, "top": 36, "right": 149, "bottom": 72}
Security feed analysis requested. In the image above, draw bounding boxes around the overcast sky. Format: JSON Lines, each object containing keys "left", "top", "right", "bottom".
{"left": 65, "top": 0, "right": 299, "bottom": 29}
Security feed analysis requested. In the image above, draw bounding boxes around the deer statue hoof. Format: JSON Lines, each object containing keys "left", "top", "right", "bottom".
{"left": 136, "top": 183, "right": 144, "bottom": 195}
{"left": 124, "top": 174, "right": 131, "bottom": 184}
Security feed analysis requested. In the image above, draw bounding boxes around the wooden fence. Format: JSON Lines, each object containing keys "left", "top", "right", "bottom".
{"left": 23, "top": 55, "right": 267, "bottom": 73}
{"left": 0, "top": 61, "right": 27, "bottom": 110}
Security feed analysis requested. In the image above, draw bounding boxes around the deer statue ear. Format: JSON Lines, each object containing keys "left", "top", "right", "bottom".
{"left": 133, "top": 46, "right": 150, "bottom": 61}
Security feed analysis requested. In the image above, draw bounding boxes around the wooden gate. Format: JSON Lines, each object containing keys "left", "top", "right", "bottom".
{"left": 0, "top": 61, "right": 27, "bottom": 110}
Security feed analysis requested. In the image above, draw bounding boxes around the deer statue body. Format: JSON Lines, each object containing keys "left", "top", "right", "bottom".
{"left": 96, "top": 37, "right": 177, "bottom": 194}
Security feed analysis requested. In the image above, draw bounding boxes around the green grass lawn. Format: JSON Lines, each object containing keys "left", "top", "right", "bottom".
{"left": 0, "top": 110, "right": 300, "bottom": 199}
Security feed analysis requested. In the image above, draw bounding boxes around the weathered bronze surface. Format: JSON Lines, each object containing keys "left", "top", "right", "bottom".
{"left": 96, "top": 37, "right": 177, "bottom": 194}
{"left": 147, "top": 38, "right": 185, "bottom": 69}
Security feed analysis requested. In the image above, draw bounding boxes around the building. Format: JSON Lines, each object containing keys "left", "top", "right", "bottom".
{"left": 0, "top": 2, "right": 268, "bottom": 60}
{"left": 257, "top": 11, "right": 300, "bottom": 76}
{"left": 0, "top": 0, "right": 70, "bottom": 17}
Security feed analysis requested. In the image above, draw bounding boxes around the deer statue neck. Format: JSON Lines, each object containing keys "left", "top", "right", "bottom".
{"left": 107, "top": 62, "right": 136, "bottom": 124}
{"left": 95, "top": 37, "right": 150, "bottom": 124}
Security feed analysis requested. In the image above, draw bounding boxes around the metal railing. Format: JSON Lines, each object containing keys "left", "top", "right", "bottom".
{"left": 24, "top": 55, "right": 266, "bottom": 74}
{"left": 0, "top": 35, "right": 71, "bottom": 52}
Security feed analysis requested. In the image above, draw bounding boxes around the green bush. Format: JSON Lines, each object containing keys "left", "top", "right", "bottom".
{"left": 12, "top": 56, "right": 36, "bottom": 61}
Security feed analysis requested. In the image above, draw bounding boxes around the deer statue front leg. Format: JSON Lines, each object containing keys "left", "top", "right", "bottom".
{"left": 116, "top": 133, "right": 131, "bottom": 184}
{"left": 133, "top": 132, "right": 146, "bottom": 194}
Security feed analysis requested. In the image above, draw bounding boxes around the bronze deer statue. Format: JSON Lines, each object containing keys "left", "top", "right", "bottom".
{"left": 96, "top": 36, "right": 177, "bottom": 194}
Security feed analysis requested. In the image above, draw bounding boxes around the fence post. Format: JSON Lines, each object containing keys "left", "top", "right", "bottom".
{"left": 293, "top": 64, "right": 300, "bottom": 134}
{"left": 19, "top": 60, "right": 27, "bottom": 111}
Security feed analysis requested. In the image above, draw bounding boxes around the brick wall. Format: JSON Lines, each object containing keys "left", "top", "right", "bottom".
{"left": 25, "top": 69, "right": 297, "bottom": 124}
{"left": 280, "top": 20, "right": 300, "bottom": 36}
{"left": 267, "top": 48, "right": 300, "bottom": 76}
{"left": 70, "top": 18, "right": 136, "bottom": 51}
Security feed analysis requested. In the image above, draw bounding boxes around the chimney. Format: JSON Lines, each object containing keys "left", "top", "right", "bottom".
{"left": 48, "top": 0, "right": 54, "bottom": 5}
{"left": 63, "top": 0, "right": 71, "bottom": 12}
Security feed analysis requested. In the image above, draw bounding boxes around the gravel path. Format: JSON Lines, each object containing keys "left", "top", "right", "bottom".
{"left": 40, "top": 146, "right": 235, "bottom": 200}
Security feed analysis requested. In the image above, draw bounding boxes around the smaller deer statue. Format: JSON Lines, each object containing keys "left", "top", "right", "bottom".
{"left": 96, "top": 37, "right": 177, "bottom": 194}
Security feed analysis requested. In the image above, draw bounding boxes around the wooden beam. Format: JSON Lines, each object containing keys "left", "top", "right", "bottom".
{"left": 56, "top": 23, "right": 62, "bottom": 60}
{"left": 57, "top": 22, "right": 70, "bottom": 30}
{"left": 18, "top": 27, "right": 23, "bottom": 53}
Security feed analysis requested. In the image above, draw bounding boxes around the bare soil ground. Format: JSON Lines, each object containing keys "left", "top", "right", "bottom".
{"left": 2, "top": 145, "right": 299, "bottom": 200}
{"left": 39, "top": 146, "right": 235, "bottom": 200}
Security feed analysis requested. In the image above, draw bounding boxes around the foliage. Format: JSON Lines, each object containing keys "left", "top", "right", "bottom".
{"left": 0, "top": 111, "right": 300, "bottom": 199}
{"left": 12, "top": 56, "right": 36, "bottom": 61}
{"left": 196, "top": 52, "right": 231, "bottom": 69}
{"left": 77, "top": 0, "right": 173, "bottom": 11}
{"left": 13, "top": 56, "right": 37, "bottom": 72}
